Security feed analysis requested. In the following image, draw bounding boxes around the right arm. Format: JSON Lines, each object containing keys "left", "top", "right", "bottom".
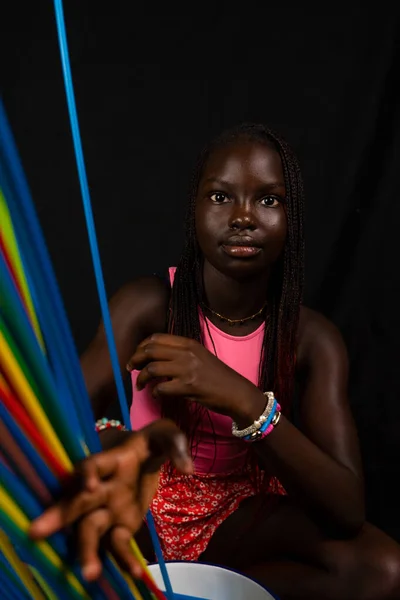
{"left": 80, "top": 275, "right": 170, "bottom": 419}
{"left": 30, "top": 420, "right": 193, "bottom": 580}
{"left": 29, "top": 277, "right": 182, "bottom": 580}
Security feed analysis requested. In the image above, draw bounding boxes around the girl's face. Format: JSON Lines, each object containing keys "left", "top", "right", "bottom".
{"left": 195, "top": 140, "right": 288, "bottom": 281}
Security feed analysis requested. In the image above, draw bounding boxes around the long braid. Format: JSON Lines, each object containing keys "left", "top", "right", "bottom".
{"left": 257, "top": 127, "right": 305, "bottom": 415}
{"left": 163, "top": 123, "right": 305, "bottom": 455}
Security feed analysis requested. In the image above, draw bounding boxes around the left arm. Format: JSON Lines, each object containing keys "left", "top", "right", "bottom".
{"left": 236, "top": 309, "right": 365, "bottom": 536}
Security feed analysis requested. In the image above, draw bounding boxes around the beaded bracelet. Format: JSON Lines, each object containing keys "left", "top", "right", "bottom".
{"left": 243, "top": 403, "right": 282, "bottom": 443}
{"left": 243, "top": 399, "right": 277, "bottom": 441}
{"left": 95, "top": 418, "right": 127, "bottom": 433}
{"left": 232, "top": 391, "right": 275, "bottom": 438}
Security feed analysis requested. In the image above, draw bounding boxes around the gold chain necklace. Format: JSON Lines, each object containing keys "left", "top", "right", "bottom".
{"left": 201, "top": 301, "right": 268, "bottom": 326}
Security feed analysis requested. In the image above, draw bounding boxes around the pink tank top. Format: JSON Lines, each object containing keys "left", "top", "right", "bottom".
{"left": 130, "top": 268, "right": 264, "bottom": 474}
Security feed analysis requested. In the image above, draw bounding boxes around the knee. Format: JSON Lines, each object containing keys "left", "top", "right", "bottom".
{"left": 379, "top": 548, "right": 400, "bottom": 599}
{"left": 352, "top": 543, "right": 400, "bottom": 600}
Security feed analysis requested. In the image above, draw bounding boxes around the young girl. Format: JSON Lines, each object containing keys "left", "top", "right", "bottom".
{"left": 31, "top": 124, "right": 400, "bottom": 599}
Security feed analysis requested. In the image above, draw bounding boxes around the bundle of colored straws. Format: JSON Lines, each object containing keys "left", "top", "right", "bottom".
{"left": 0, "top": 100, "right": 174, "bottom": 599}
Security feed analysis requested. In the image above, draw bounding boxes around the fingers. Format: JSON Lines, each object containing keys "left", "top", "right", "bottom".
{"left": 84, "top": 448, "right": 120, "bottom": 479}
{"left": 108, "top": 526, "right": 143, "bottom": 579}
{"left": 153, "top": 378, "right": 186, "bottom": 399}
{"left": 141, "top": 419, "right": 193, "bottom": 475}
{"left": 29, "top": 454, "right": 116, "bottom": 539}
{"left": 29, "top": 503, "right": 68, "bottom": 540}
{"left": 138, "top": 333, "right": 192, "bottom": 350}
{"left": 135, "top": 361, "right": 179, "bottom": 391}
{"left": 137, "top": 472, "right": 162, "bottom": 516}
{"left": 77, "top": 508, "right": 111, "bottom": 581}
{"left": 126, "top": 344, "right": 180, "bottom": 372}
{"left": 78, "top": 455, "right": 101, "bottom": 492}
{"left": 123, "top": 419, "right": 193, "bottom": 475}
{"left": 29, "top": 480, "right": 108, "bottom": 539}
{"left": 126, "top": 333, "right": 197, "bottom": 371}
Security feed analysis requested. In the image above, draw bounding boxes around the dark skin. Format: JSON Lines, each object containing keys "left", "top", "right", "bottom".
{"left": 30, "top": 141, "right": 400, "bottom": 599}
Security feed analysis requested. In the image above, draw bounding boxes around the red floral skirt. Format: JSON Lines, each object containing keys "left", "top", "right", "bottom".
{"left": 149, "top": 464, "right": 286, "bottom": 561}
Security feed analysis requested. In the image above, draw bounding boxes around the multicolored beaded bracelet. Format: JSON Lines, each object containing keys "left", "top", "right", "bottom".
{"left": 243, "top": 402, "right": 282, "bottom": 443}
{"left": 95, "top": 417, "right": 127, "bottom": 433}
{"left": 232, "top": 391, "right": 275, "bottom": 438}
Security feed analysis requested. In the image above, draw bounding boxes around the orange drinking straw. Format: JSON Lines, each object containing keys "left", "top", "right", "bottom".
{"left": 0, "top": 419, "right": 52, "bottom": 504}
{"left": 0, "top": 330, "right": 72, "bottom": 471}
{"left": 0, "top": 376, "right": 67, "bottom": 478}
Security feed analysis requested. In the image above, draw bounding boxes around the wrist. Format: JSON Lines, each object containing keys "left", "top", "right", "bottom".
{"left": 98, "top": 428, "right": 134, "bottom": 450}
{"left": 230, "top": 388, "right": 266, "bottom": 429}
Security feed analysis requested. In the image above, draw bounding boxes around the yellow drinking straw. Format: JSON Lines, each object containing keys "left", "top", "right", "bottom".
{"left": 122, "top": 571, "right": 145, "bottom": 600}
{"left": 0, "top": 189, "right": 45, "bottom": 350}
{"left": 0, "top": 529, "right": 46, "bottom": 600}
{"left": 29, "top": 567, "right": 60, "bottom": 600}
{"left": 0, "top": 487, "right": 89, "bottom": 598}
{"left": 130, "top": 538, "right": 154, "bottom": 579}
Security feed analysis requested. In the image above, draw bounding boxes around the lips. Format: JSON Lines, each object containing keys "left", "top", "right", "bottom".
{"left": 222, "top": 236, "right": 262, "bottom": 258}
{"left": 223, "top": 236, "right": 261, "bottom": 247}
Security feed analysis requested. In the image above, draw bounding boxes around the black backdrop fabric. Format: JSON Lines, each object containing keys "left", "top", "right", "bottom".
{"left": 2, "top": 2, "right": 400, "bottom": 541}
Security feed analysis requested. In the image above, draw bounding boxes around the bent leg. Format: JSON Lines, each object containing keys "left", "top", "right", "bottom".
{"left": 201, "top": 496, "right": 400, "bottom": 600}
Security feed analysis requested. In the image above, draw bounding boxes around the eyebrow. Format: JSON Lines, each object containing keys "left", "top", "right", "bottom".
{"left": 204, "top": 177, "right": 285, "bottom": 189}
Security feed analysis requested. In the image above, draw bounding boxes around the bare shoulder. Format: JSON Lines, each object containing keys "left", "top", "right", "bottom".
{"left": 297, "top": 306, "right": 349, "bottom": 374}
{"left": 107, "top": 275, "right": 170, "bottom": 338}
{"left": 81, "top": 275, "right": 170, "bottom": 407}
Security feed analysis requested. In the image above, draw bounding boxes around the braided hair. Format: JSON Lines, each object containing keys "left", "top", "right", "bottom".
{"left": 163, "top": 123, "right": 305, "bottom": 458}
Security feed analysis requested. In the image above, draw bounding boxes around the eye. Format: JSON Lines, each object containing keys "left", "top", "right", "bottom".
{"left": 260, "top": 195, "right": 280, "bottom": 207}
{"left": 209, "top": 192, "right": 229, "bottom": 204}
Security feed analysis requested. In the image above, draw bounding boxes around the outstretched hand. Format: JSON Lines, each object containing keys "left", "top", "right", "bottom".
{"left": 127, "top": 333, "right": 265, "bottom": 423}
{"left": 29, "top": 419, "right": 193, "bottom": 581}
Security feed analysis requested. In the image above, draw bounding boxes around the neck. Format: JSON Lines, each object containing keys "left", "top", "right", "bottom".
{"left": 202, "top": 260, "right": 270, "bottom": 320}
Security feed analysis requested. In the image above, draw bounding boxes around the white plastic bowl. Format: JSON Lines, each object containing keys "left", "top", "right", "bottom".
{"left": 148, "top": 561, "right": 278, "bottom": 600}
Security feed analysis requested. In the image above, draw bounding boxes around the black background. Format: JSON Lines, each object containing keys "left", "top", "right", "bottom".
{"left": 2, "top": 2, "right": 400, "bottom": 541}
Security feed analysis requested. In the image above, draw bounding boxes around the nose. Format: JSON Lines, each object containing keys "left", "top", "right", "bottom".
{"left": 228, "top": 203, "right": 257, "bottom": 231}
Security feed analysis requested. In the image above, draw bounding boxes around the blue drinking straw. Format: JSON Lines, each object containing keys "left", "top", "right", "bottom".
{"left": 52, "top": 2, "right": 175, "bottom": 597}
